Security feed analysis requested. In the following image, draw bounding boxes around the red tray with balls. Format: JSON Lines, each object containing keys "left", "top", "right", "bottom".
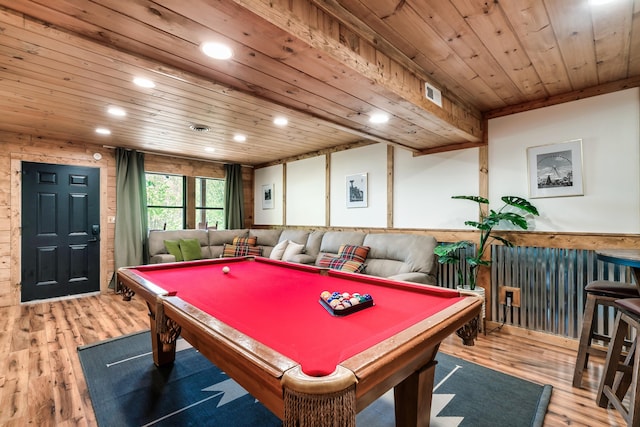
{"left": 319, "top": 291, "right": 374, "bottom": 316}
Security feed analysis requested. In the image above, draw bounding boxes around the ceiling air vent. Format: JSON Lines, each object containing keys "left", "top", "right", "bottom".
{"left": 424, "top": 82, "right": 442, "bottom": 107}
{"left": 189, "top": 124, "right": 211, "bottom": 132}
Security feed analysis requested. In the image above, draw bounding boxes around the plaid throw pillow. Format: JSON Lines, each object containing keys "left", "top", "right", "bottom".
{"left": 233, "top": 236, "right": 257, "bottom": 246}
{"left": 222, "top": 244, "right": 263, "bottom": 257}
{"left": 337, "top": 245, "right": 370, "bottom": 263}
{"left": 318, "top": 254, "right": 365, "bottom": 273}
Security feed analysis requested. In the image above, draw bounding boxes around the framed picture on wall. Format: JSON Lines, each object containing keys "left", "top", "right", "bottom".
{"left": 262, "top": 184, "right": 274, "bottom": 209}
{"left": 527, "top": 139, "right": 584, "bottom": 198}
{"left": 346, "top": 173, "right": 367, "bottom": 208}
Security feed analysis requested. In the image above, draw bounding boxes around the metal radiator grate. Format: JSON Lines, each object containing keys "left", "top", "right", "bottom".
{"left": 437, "top": 245, "right": 635, "bottom": 339}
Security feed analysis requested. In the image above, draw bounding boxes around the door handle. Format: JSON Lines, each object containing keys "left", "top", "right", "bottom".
{"left": 88, "top": 238, "right": 98, "bottom": 242}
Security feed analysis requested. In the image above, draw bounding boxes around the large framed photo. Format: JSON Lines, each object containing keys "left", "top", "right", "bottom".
{"left": 346, "top": 173, "right": 367, "bottom": 208}
{"left": 261, "top": 183, "right": 274, "bottom": 209}
{"left": 527, "top": 139, "right": 584, "bottom": 198}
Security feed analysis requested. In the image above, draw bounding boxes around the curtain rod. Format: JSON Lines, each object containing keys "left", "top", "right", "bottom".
{"left": 101, "top": 145, "right": 254, "bottom": 168}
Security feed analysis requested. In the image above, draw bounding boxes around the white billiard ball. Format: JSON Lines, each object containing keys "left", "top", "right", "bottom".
{"left": 222, "top": 266, "right": 230, "bottom": 274}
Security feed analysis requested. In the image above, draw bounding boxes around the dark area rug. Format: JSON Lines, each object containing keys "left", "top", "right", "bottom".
{"left": 79, "top": 331, "right": 552, "bottom": 427}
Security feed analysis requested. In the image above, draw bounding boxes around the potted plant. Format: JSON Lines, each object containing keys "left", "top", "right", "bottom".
{"left": 434, "top": 195, "right": 539, "bottom": 291}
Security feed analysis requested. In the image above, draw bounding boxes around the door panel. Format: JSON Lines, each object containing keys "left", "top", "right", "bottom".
{"left": 22, "top": 162, "right": 100, "bottom": 302}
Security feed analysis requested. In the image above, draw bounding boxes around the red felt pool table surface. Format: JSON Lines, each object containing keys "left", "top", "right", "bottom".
{"left": 127, "top": 257, "right": 465, "bottom": 376}
{"left": 117, "top": 256, "right": 482, "bottom": 426}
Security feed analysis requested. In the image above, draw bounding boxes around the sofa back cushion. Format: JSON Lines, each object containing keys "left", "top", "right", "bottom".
{"left": 316, "top": 231, "right": 366, "bottom": 264}
{"left": 362, "top": 233, "right": 438, "bottom": 280}
{"left": 149, "top": 229, "right": 210, "bottom": 259}
{"left": 208, "top": 229, "right": 248, "bottom": 258}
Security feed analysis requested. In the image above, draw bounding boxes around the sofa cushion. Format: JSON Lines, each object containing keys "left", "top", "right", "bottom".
{"left": 318, "top": 254, "right": 365, "bottom": 273}
{"left": 209, "top": 229, "right": 248, "bottom": 246}
{"left": 270, "top": 239, "right": 290, "bottom": 260}
{"left": 163, "top": 240, "right": 184, "bottom": 262}
{"left": 179, "top": 238, "right": 203, "bottom": 261}
{"left": 222, "top": 244, "right": 263, "bottom": 257}
{"left": 233, "top": 236, "right": 257, "bottom": 246}
{"left": 148, "top": 229, "right": 209, "bottom": 259}
{"left": 250, "top": 229, "right": 283, "bottom": 247}
{"left": 362, "top": 233, "right": 438, "bottom": 284}
{"left": 338, "top": 244, "right": 370, "bottom": 263}
{"left": 319, "top": 231, "right": 366, "bottom": 254}
{"left": 282, "top": 242, "right": 305, "bottom": 262}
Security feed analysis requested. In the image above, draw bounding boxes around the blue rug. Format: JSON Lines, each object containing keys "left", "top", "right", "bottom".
{"left": 79, "top": 331, "right": 552, "bottom": 426}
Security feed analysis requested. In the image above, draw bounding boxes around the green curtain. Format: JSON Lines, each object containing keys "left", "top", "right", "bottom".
{"left": 111, "top": 149, "right": 148, "bottom": 288}
{"left": 224, "top": 163, "right": 245, "bottom": 229}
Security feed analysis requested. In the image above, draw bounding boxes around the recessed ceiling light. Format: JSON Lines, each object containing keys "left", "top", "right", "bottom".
{"left": 369, "top": 113, "right": 389, "bottom": 124}
{"left": 273, "top": 117, "right": 288, "bottom": 126}
{"left": 201, "top": 42, "right": 233, "bottom": 60}
{"left": 107, "top": 106, "right": 126, "bottom": 117}
{"left": 95, "top": 128, "right": 111, "bottom": 135}
{"left": 233, "top": 134, "right": 246, "bottom": 142}
{"left": 133, "top": 77, "right": 155, "bottom": 88}
{"left": 204, "top": 147, "right": 215, "bottom": 153}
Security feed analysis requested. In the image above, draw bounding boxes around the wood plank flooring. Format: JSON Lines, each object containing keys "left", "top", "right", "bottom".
{"left": 0, "top": 292, "right": 627, "bottom": 426}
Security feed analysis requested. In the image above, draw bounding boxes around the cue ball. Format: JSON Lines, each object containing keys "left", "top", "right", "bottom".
{"left": 222, "top": 266, "right": 230, "bottom": 274}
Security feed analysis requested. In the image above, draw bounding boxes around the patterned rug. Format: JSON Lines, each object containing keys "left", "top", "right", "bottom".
{"left": 79, "top": 331, "right": 552, "bottom": 427}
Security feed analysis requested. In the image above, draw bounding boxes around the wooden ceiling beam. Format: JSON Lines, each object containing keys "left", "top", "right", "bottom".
{"left": 229, "top": 0, "right": 483, "bottom": 144}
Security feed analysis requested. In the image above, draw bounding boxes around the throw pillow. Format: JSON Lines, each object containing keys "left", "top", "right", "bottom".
{"left": 222, "top": 244, "right": 263, "bottom": 257}
{"left": 179, "top": 238, "right": 202, "bottom": 261}
{"left": 318, "top": 254, "right": 365, "bottom": 273}
{"left": 163, "top": 240, "right": 184, "bottom": 262}
{"left": 282, "top": 241, "right": 304, "bottom": 262}
{"left": 270, "top": 239, "right": 290, "bottom": 260}
{"left": 337, "top": 244, "right": 370, "bottom": 263}
{"left": 233, "top": 236, "right": 257, "bottom": 246}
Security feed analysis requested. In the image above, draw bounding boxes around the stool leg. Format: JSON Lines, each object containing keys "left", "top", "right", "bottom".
{"left": 628, "top": 344, "right": 640, "bottom": 427}
{"left": 574, "top": 293, "right": 598, "bottom": 387}
{"left": 597, "top": 311, "right": 628, "bottom": 407}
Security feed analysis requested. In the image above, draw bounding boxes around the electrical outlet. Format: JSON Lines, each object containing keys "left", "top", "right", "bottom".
{"left": 499, "top": 286, "right": 521, "bottom": 308}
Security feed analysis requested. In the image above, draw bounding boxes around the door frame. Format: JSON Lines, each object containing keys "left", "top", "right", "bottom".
{"left": 11, "top": 152, "right": 109, "bottom": 305}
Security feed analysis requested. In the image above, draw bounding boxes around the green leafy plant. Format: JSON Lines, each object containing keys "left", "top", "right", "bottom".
{"left": 434, "top": 196, "right": 539, "bottom": 290}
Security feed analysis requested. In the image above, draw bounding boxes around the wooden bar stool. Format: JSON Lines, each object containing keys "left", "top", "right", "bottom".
{"left": 597, "top": 298, "right": 640, "bottom": 426}
{"left": 573, "top": 280, "right": 638, "bottom": 388}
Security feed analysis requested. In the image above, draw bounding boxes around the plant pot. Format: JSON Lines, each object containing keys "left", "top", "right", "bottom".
{"left": 457, "top": 286, "right": 486, "bottom": 332}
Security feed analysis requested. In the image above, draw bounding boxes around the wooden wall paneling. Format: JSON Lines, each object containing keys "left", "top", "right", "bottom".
{"left": 386, "top": 145, "right": 393, "bottom": 229}
{"left": 282, "top": 163, "right": 287, "bottom": 225}
{"left": 326, "top": 153, "right": 331, "bottom": 227}
{"left": 5, "top": 134, "right": 112, "bottom": 308}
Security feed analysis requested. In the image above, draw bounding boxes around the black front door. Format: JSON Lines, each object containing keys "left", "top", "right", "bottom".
{"left": 21, "top": 162, "right": 101, "bottom": 302}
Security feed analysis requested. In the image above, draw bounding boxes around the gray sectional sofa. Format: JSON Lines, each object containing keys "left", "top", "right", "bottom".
{"left": 147, "top": 228, "right": 439, "bottom": 285}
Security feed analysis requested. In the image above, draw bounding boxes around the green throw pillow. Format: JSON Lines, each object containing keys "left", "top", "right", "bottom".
{"left": 163, "top": 240, "right": 184, "bottom": 262}
{"left": 179, "top": 238, "right": 202, "bottom": 261}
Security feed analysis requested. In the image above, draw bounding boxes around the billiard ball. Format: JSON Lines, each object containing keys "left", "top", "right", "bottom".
{"left": 222, "top": 266, "right": 230, "bottom": 274}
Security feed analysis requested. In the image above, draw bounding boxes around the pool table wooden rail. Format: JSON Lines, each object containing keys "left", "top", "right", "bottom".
{"left": 116, "top": 259, "right": 482, "bottom": 426}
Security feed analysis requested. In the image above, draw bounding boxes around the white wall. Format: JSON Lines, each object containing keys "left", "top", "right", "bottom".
{"left": 254, "top": 164, "right": 283, "bottom": 225}
{"left": 394, "top": 147, "right": 479, "bottom": 229}
{"left": 254, "top": 88, "right": 640, "bottom": 233}
{"left": 489, "top": 88, "right": 640, "bottom": 233}
{"left": 330, "top": 144, "right": 387, "bottom": 227}
{"left": 286, "top": 156, "right": 326, "bottom": 226}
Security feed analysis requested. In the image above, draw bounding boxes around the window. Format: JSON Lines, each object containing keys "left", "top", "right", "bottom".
{"left": 146, "top": 173, "right": 185, "bottom": 230}
{"left": 196, "top": 177, "right": 225, "bottom": 229}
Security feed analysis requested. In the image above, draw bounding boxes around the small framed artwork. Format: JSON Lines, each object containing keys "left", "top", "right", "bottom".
{"left": 346, "top": 173, "right": 367, "bottom": 208}
{"left": 527, "top": 139, "right": 584, "bottom": 198}
{"left": 262, "top": 184, "right": 274, "bottom": 209}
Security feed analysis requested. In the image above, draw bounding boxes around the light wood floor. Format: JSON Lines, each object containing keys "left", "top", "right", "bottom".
{"left": 0, "top": 292, "right": 628, "bottom": 426}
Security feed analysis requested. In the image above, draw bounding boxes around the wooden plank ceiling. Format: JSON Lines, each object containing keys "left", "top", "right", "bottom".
{"left": 0, "top": 0, "right": 638, "bottom": 165}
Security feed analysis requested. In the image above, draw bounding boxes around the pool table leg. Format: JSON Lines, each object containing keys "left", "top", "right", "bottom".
{"left": 147, "top": 301, "right": 181, "bottom": 367}
{"left": 394, "top": 359, "right": 437, "bottom": 427}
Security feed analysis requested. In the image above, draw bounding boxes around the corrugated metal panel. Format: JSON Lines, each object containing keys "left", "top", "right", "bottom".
{"left": 437, "top": 245, "right": 634, "bottom": 339}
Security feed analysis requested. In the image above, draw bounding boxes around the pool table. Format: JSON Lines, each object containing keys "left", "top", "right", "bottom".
{"left": 117, "top": 256, "right": 481, "bottom": 427}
